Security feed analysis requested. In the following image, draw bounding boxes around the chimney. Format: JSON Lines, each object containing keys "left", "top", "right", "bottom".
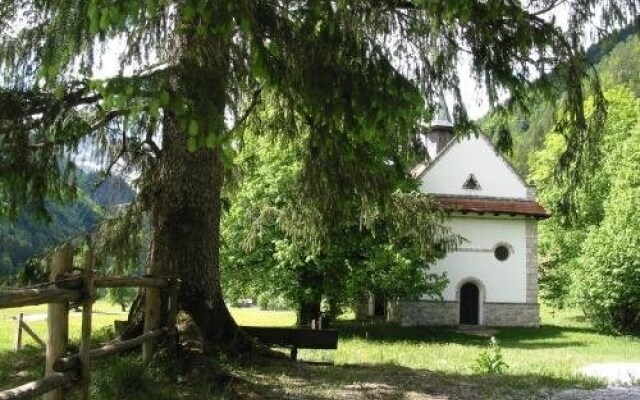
{"left": 425, "top": 105, "right": 453, "bottom": 159}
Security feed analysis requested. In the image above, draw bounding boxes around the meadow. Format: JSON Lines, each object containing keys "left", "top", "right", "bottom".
{"left": 1, "top": 303, "right": 638, "bottom": 399}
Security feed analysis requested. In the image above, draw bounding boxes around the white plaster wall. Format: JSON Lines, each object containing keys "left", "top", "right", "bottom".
{"left": 419, "top": 135, "right": 528, "bottom": 199}
{"left": 424, "top": 216, "right": 528, "bottom": 303}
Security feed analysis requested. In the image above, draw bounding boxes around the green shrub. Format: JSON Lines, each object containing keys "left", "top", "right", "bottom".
{"left": 257, "top": 293, "right": 270, "bottom": 310}
{"left": 473, "top": 336, "right": 508, "bottom": 374}
{"left": 256, "top": 293, "right": 290, "bottom": 310}
{"left": 571, "top": 121, "right": 640, "bottom": 334}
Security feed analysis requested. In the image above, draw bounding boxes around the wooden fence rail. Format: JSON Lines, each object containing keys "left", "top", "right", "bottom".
{"left": 0, "top": 373, "right": 74, "bottom": 400}
{"left": 0, "top": 288, "right": 81, "bottom": 308}
{"left": 0, "top": 244, "right": 179, "bottom": 400}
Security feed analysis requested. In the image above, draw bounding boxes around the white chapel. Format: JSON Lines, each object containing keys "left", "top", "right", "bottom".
{"left": 400, "top": 116, "right": 549, "bottom": 327}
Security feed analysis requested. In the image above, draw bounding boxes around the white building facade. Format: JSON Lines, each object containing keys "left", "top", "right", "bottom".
{"left": 400, "top": 127, "right": 547, "bottom": 327}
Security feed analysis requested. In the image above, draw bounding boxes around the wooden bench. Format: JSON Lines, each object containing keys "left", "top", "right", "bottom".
{"left": 242, "top": 326, "right": 338, "bottom": 361}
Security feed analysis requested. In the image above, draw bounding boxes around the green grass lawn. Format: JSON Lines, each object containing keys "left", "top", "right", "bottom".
{"left": 230, "top": 307, "right": 296, "bottom": 327}
{"left": 1, "top": 304, "right": 638, "bottom": 398}
{"left": 0, "top": 300, "right": 128, "bottom": 351}
{"left": 231, "top": 306, "right": 640, "bottom": 398}
{"left": 229, "top": 305, "right": 640, "bottom": 379}
{"left": 299, "top": 306, "right": 640, "bottom": 378}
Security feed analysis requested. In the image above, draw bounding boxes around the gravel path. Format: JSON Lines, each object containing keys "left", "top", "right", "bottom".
{"left": 555, "top": 386, "right": 640, "bottom": 399}
{"left": 579, "top": 363, "right": 640, "bottom": 386}
{"left": 555, "top": 363, "right": 640, "bottom": 400}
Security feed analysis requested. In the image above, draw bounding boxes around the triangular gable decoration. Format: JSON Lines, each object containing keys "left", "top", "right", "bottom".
{"left": 462, "top": 173, "right": 481, "bottom": 190}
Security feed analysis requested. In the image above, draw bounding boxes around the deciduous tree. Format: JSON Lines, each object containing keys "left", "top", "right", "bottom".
{"left": 532, "top": 87, "right": 640, "bottom": 334}
{"left": 222, "top": 133, "right": 457, "bottom": 326}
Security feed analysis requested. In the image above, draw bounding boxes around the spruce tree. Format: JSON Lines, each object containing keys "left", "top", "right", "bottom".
{"left": 0, "top": 0, "right": 635, "bottom": 353}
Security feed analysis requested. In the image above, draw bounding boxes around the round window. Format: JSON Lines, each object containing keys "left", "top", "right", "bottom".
{"left": 494, "top": 245, "right": 510, "bottom": 261}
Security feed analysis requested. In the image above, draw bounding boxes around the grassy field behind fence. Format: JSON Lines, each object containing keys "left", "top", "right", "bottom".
{"left": 1, "top": 303, "right": 639, "bottom": 398}
{"left": 0, "top": 301, "right": 130, "bottom": 352}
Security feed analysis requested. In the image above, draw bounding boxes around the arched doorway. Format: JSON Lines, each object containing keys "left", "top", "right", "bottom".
{"left": 459, "top": 282, "right": 480, "bottom": 325}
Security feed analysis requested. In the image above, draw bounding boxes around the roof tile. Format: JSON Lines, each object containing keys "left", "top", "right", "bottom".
{"left": 434, "top": 195, "right": 549, "bottom": 219}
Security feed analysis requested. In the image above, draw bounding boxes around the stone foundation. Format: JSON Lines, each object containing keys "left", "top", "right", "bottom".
{"left": 483, "top": 303, "right": 539, "bottom": 327}
{"left": 400, "top": 301, "right": 458, "bottom": 326}
{"left": 401, "top": 301, "right": 539, "bottom": 327}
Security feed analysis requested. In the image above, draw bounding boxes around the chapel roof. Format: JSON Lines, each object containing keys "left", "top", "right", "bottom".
{"left": 434, "top": 194, "right": 550, "bottom": 219}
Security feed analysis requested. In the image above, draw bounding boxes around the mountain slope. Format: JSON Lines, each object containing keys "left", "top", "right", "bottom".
{"left": 0, "top": 173, "right": 135, "bottom": 277}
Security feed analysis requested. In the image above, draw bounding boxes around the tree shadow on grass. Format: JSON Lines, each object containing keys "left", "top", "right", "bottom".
{"left": 234, "top": 357, "right": 601, "bottom": 400}
{"left": 0, "top": 346, "right": 44, "bottom": 392}
{"left": 332, "top": 321, "right": 596, "bottom": 350}
{"left": 335, "top": 321, "right": 488, "bottom": 346}
{"left": 496, "top": 325, "right": 600, "bottom": 350}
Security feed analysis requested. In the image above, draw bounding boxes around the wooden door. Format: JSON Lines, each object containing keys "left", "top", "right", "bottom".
{"left": 459, "top": 282, "right": 479, "bottom": 325}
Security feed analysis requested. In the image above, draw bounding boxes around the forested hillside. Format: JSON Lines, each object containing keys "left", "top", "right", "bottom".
{"left": 0, "top": 173, "right": 135, "bottom": 278}
{"left": 498, "top": 29, "right": 640, "bottom": 334}
{"left": 484, "top": 27, "right": 639, "bottom": 175}
{"left": 479, "top": 28, "right": 640, "bottom": 334}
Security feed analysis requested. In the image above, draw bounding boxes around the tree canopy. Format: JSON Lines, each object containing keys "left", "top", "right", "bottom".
{"left": 482, "top": 30, "right": 640, "bottom": 178}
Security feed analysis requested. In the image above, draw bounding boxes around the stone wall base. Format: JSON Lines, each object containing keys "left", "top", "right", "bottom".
{"left": 400, "top": 301, "right": 539, "bottom": 327}
{"left": 401, "top": 301, "right": 459, "bottom": 326}
{"left": 483, "top": 303, "right": 539, "bottom": 327}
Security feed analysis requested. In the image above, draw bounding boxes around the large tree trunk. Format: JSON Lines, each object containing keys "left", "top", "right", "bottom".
{"left": 150, "top": 112, "right": 251, "bottom": 353}
{"left": 296, "top": 266, "right": 323, "bottom": 327}
{"left": 297, "top": 299, "right": 321, "bottom": 328}
{"left": 147, "top": 6, "right": 254, "bottom": 352}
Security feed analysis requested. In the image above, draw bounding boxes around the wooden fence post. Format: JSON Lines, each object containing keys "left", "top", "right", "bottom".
{"left": 142, "top": 258, "right": 161, "bottom": 363}
{"left": 13, "top": 313, "right": 23, "bottom": 351}
{"left": 45, "top": 244, "right": 73, "bottom": 400}
{"left": 78, "top": 248, "right": 95, "bottom": 400}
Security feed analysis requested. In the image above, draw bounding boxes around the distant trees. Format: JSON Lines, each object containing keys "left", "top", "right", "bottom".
{"left": 0, "top": 172, "right": 136, "bottom": 279}
{"left": 531, "top": 86, "right": 640, "bottom": 334}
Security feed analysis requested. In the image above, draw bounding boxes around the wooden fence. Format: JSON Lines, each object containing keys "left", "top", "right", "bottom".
{"left": 0, "top": 244, "right": 179, "bottom": 400}
{"left": 13, "top": 313, "right": 45, "bottom": 351}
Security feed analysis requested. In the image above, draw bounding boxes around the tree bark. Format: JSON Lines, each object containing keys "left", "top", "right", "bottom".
{"left": 127, "top": 4, "right": 259, "bottom": 355}
{"left": 296, "top": 266, "right": 323, "bottom": 327}
{"left": 150, "top": 112, "right": 252, "bottom": 352}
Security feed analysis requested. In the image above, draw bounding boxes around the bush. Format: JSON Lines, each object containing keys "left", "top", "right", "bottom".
{"left": 269, "top": 295, "right": 290, "bottom": 310}
{"left": 257, "top": 293, "right": 270, "bottom": 310}
{"left": 473, "top": 337, "right": 508, "bottom": 374}
{"left": 256, "top": 293, "right": 290, "bottom": 310}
